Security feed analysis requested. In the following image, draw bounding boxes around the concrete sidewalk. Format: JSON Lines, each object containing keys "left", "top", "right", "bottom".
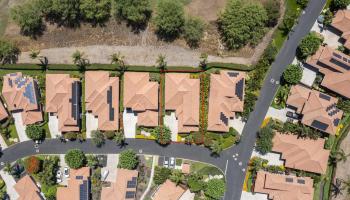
{"left": 0, "top": 170, "right": 19, "bottom": 200}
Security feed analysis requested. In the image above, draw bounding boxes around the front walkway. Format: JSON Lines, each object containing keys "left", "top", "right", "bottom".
{"left": 164, "top": 112, "right": 178, "bottom": 141}
{"left": 12, "top": 112, "right": 29, "bottom": 142}
{"left": 86, "top": 113, "right": 98, "bottom": 139}
{"left": 0, "top": 170, "right": 19, "bottom": 200}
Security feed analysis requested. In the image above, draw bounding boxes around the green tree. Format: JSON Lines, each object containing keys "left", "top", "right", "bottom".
{"left": 170, "top": 170, "right": 185, "bottom": 185}
{"left": 337, "top": 98, "right": 350, "bottom": 113}
{"left": 0, "top": 40, "right": 20, "bottom": 64}
{"left": 72, "top": 50, "right": 89, "bottom": 71}
{"left": 91, "top": 130, "right": 105, "bottom": 147}
{"left": 153, "top": 166, "right": 171, "bottom": 185}
{"left": 323, "top": 10, "right": 334, "bottom": 26}
{"left": 296, "top": 32, "right": 323, "bottom": 60}
{"left": 279, "top": 12, "right": 297, "bottom": 34}
{"left": 199, "top": 53, "right": 208, "bottom": 70}
{"left": 37, "top": 156, "right": 59, "bottom": 186}
{"left": 210, "top": 140, "right": 223, "bottom": 155}
{"left": 86, "top": 155, "right": 99, "bottom": 169}
{"left": 263, "top": 0, "right": 281, "bottom": 27}
{"left": 26, "top": 125, "right": 45, "bottom": 140}
{"left": 218, "top": 0, "right": 268, "bottom": 49}
{"left": 154, "top": 0, "right": 185, "bottom": 40}
{"left": 256, "top": 123, "right": 275, "bottom": 154}
{"left": 24, "top": 156, "right": 41, "bottom": 174}
{"left": 29, "top": 49, "right": 48, "bottom": 68}
{"left": 45, "top": 0, "right": 81, "bottom": 26}
{"left": 156, "top": 54, "right": 167, "bottom": 71}
{"left": 104, "top": 131, "right": 116, "bottom": 139}
{"left": 183, "top": 17, "right": 205, "bottom": 48}
{"left": 118, "top": 149, "right": 138, "bottom": 169}
{"left": 296, "top": 0, "right": 309, "bottom": 8}
{"left": 282, "top": 64, "right": 303, "bottom": 85}
{"left": 110, "top": 52, "right": 128, "bottom": 75}
{"left": 65, "top": 149, "right": 86, "bottom": 169}
{"left": 188, "top": 174, "right": 204, "bottom": 192}
{"left": 204, "top": 178, "right": 226, "bottom": 200}
{"left": 151, "top": 126, "right": 172, "bottom": 145}
{"left": 114, "top": 0, "right": 152, "bottom": 27}
{"left": 10, "top": 0, "right": 44, "bottom": 37}
{"left": 331, "top": 0, "right": 350, "bottom": 11}
{"left": 80, "top": 0, "right": 111, "bottom": 24}
{"left": 114, "top": 131, "right": 125, "bottom": 145}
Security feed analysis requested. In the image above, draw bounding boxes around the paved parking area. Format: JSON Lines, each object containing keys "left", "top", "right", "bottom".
{"left": 12, "top": 112, "right": 29, "bottom": 142}
{"left": 101, "top": 154, "right": 119, "bottom": 182}
{"left": 123, "top": 109, "right": 137, "bottom": 138}
{"left": 48, "top": 115, "right": 61, "bottom": 138}
{"left": 164, "top": 112, "right": 178, "bottom": 141}
{"left": 86, "top": 113, "right": 98, "bottom": 138}
{"left": 0, "top": 170, "right": 19, "bottom": 200}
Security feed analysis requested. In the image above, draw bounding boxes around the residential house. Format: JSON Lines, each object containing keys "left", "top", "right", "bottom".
{"left": 46, "top": 74, "right": 81, "bottom": 132}
{"left": 254, "top": 171, "right": 314, "bottom": 200}
{"left": 286, "top": 84, "right": 343, "bottom": 135}
{"left": 123, "top": 72, "right": 159, "bottom": 127}
{"left": 2, "top": 72, "right": 43, "bottom": 125}
{"left": 306, "top": 46, "right": 350, "bottom": 98}
{"left": 165, "top": 73, "right": 200, "bottom": 133}
{"left": 272, "top": 133, "right": 330, "bottom": 174}
{"left": 207, "top": 71, "right": 245, "bottom": 132}
{"left": 101, "top": 169, "right": 138, "bottom": 200}
{"left": 85, "top": 71, "right": 119, "bottom": 131}
{"left": 57, "top": 167, "right": 90, "bottom": 200}
{"left": 331, "top": 9, "right": 350, "bottom": 49}
{"left": 152, "top": 180, "right": 186, "bottom": 200}
{"left": 14, "top": 175, "right": 43, "bottom": 200}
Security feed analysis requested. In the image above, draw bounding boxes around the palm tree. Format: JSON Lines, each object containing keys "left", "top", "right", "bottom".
{"left": 199, "top": 53, "right": 208, "bottom": 71}
{"left": 114, "top": 131, "right": 126, "bottom": 147}
{"left": 29, "top": 49, "right": 48, "bottom": 70}
{"left": 330, "top": 149, "right": 349, "bottom": 165}
{"left": 331, "top": 178, "right": 343, "bottom": 198}
{"left": 110, "top": 52, "right": 127, "bottom": 74}
{"left": 72, "top": 50, "right": 89, "bottom": 72}
{"left": 156, "top": 54, "right": 167, "bottom": 72}
{"left": 184, "top": 134, "right": 193, "bottom": 145}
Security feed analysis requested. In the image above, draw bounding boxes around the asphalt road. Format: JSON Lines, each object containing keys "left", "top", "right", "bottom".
{"left": 0, "top": 0, "right": 326, "bottom": 199}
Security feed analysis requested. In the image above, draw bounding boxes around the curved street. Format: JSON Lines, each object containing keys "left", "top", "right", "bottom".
{"left": 0, "top": 0, "right": 326, "bottom": 199}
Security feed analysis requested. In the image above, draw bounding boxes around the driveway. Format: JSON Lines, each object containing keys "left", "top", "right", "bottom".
{"left": 123, "top": 109, "right": 137, "bottom": 138}
{"left": 240, "top": 191, "right": 268, "bottom": 200}
{"left": 101, "top": 154, "right": 119, "bottom": 183}
{"left": 0, "top": 135, "right": 8, "bottom": 149}
{"left": 59, "top": 154, "right": 68, "bottom": 185}
{"left": 164, "top": 112, "right": 178, "bottom": 141}
{"left": 0, "top": 170, "right": 19, "bottom": 200}
{"left": 86, "top": 113, "right": 98, "bottom": 139}
{"left": 12, "top": 112, "right": 29, "bottom": 142}
{"left": 265, "top": 107, "right": 289, "bottom": 122}
{"left": 250, "top": 148, "right": 284, "bottom": 166}
{"left": 229, "top": 116, "right": 246, "bottom": 135}
{"left": 311, "top": 20, "right": 341, "bottom": 49}
{"left": 48, "top": 115, "right": 61, "bottom": 138}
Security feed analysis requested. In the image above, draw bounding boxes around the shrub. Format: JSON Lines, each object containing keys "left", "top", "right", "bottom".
{"left": 114, "top": 0, "right": 152, "bottom": 27}
{"left": 256, "top": 123, "right": 275, "bottom": 154}
{"left": 37, "top": 156, "right": 59, "bottom": 186}
{"left": 45, "top": 0, "right": 81, "bottom": 26}
{"left": 64, "top": 132, "right": 77, "bottom": 140}
{"left": 218, "top": 0, "right": 268, "bottom": 49}
{"left": 263, "top": 0, "right": 281, "bottom": 27}
{"left": 323, "top": 10, "right": 333, "bottom": 26}
{"left": 296, "top": 0, "right": 309, "bottom": 8}
{"left": 86, "top": 155, "right": 99, "bottom": 169}
{"left": 118, "top": 149, "right": 138, "bottom": 170}
{"left": 170, "top": 170, "right": 185, "bottom": 185}
{"left": 337, "top": 98, "right": 350, "bottom": 113}
{"left": 204, "top": 178, "right": 226, "bottom": 200}
{"left": 188, "top": 174, "right": 204, "bottom": 192}
{"left": 0, "top": 40, "right": 20, "bottom": 64}
{"left": 282, "top": 64, "right": 303, "bottom": 85}
{"left": 80, "top": 0, "right": 111, "bottom": 24}
{"left": 65, "top": 149, "right": 86, "bottom": 169}
{"left": 151, "top": 126, "right": 172, "bottom": 145}
{"left": 183, "top": 17, "right": 205, "bottom": 48}
{"left": 331, "top": 0, "right": 350, "bottom": 11}
{"left": 104, "top": 131, "right": 116, "bottom": 139}
{"left": 26, "top": 125, "right": 45, "bottom": 140}
{"left": 296, "top": 32, "right": 323, "bottom": 60}
{"left": 279, "top": 12, "right": 297, "bottom": 35}
{"left": 24, "top": 156, "right": 41, "bottom": 174}
{"left": 91, "top": 130, "right": 105, "bottom": 147}
{"left": 154, "top": 166, "right": 171, "bottom": 185}
{"left": 154, "top": 0, "right": 185, "bottom": 40}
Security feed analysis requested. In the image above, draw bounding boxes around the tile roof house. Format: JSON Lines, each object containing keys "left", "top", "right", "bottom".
{"left": 165, "top": 73, "right": 200, "bottom": 133}
{"left": 85, "top": 71, "right": 119, "bottom": 131}
{"left": 207, "top": 71, "right": 245, "bottom": 132}
{"left": 331, "top": 9, "right": 350, "bottom": 49}
{"left": 57, "top": 167, "right": 90, "bottom": 200}
{"left": 123, "top": 72, "right": 159, "bottom": 127}
{"left": 306, "top": 46, "right": 350, "bottom": 98}
{"left": 286, "top": 84, "right": 343, "bottom": 135}
{"left": 14, "top": 175, "right": 43, "bottom": 200}
{"left": 254, "top": 171, "right": 314, "bottom": 200}
{"left": 46, "top": 74, "right": 81, "bottom": 132}
{"left": 0, "top": 99, "right": 8, "bottom": 122}
{"left": 272, "top": 133, "right": 330, "bottom": 174}
{"left": 152, "top": 180, "right": 186, "bottom": 200}
{"left": 101, "top": 169, "right": 138, "bottom": 200}
{"left": 2, "top": 72, "right": 43, "bottom": 125}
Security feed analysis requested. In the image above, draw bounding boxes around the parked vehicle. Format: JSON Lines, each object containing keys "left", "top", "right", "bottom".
{"left": 164, "top": 157, "right": 169, "bottom": 168}
{"left": 64, "top": 167, "right": 69, "bottom": 178}
{"left": 170, "top": 157, "right": 175, "bottom": 168}
{"left": 101, "top": 170, "right": 109, "bottom": 181}
{"left": 286, "top": 111, "right": 300, "bottom": 119}
{"left": 56, "top": 171, "right": 62, "bottom": 183}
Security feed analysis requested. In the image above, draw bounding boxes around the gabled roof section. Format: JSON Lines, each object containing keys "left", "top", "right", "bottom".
{"left": 286, "top": 84, "right": 311, "bottom": 114}
{"left": 152, "top": 180, "right": 186, "bottom": 200}
{"left": 165, "top": 73, "right": 200, "bottom": 133}
{"left": 2, "top": 72, "right": 43, "bottom": 125}
{"left": 123, "top": 72, "right": 159, "bottom": 127}
{"left": 272, "top": 133, "right": 330, "bottom": 174}
{"left": 207, "top": 71, "right": 246, "bottom": 132}
{"left": 254, "top": 171, "right": 314, "bottom": 200}
{"left": 14, "top": 175, "right": 43, "bottom": 200}
{"left": 332, "top": 10, "right": 350, "bottom": 49}
{"left": 85, "top": 71, "right": 119, "bottom": 131}
{"left": 101, "top": 169, "right": 138, "bottom": 200}
{"left": 46, "top": 74, "right": 81, "bottom": 132}
{"left": 57, "top": 167, "right": 90, "bottom": 200}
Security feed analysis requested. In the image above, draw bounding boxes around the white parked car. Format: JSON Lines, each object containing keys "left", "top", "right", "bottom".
{"left": 56, "top": 171, "right": 62, "bottom": 183}
{"left": 64, "top": 167, "right": 70, "bottom": 178}
{"left": 101, "top": 170, "right": 109, "bottom": 181}
{"left": 170, "top": 157, "right": 175, "bottom": 168}
{"left": 164, "top": 160, "right": 169, "bottom": 168}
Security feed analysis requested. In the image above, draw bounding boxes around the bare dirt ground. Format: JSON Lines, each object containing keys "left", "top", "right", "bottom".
{"left": 3, "top": 0, "right": 284, "bottom": 66}
{"left": 332, "top": 131, "right": 350, "bottom": 200}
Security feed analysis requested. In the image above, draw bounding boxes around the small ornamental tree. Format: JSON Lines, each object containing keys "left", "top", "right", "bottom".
{"left": 65, "top": 149, "right": 86, "bottom": 169}
{"left": 91, "top": 130, "right": 105, "bottom": 147}
{"left": 188, "top": 174, "right": 204, "bottom": 192}
{"left": 24, "top": 156, "right": 41, "bottom": 174}
{"left": 0, "top": 40, "right": 20, "bottom": 64}
{"left": 154, "top": 0, "right": 185, "bottom": 39}
{"left": 263, "top": 0, "right": 281, "bottom": 27}
{"left": 80, "top": 0, "right": 111, "bottom": 24}
{"left": 118, "top": 149, "right": 138, "bottom": 170}
{"left": 183, "top": 17, "right": 205, "bottom": 48}
{"left": 153, "top": 166, "right": 171, "bottom": 185}
{"left": 169, "top": 170, "right": 185, "bottom": 185}
{"left": 296, "top": 32, "right": 323, "bottom": 60}
{"left": 114, "top": 0, "right": 152, "bottom": 26}
{"left": 331, "top": 0, "right": 350, "bottom": 11}
{"left": 296, "top": 0, "right": 309, "bottom": 8}
{"left": 204, "top": 178, "right": 226, "bottom": 200}
{"left": 151, "top": 126, "right": 172, "bottom": 145}
{"left": 282, "top": 64, "right": 303, "bottom": 85}
{"left": 26, "top": 125, "right": 45, "bottom": 140}
{"left": 256, "top": 123, "right": 275, "bottom": 154}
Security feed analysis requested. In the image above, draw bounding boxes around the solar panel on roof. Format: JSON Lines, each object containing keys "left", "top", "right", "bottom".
{"left": 71, "top": 82, "right": 81, "bottom": 124}
{"left": 319, "top": 93, "right": 331, "bottom": 101}
{"left": 235, "top": 79, "right": 244, "bottom": 101}
{"left": 311, "top": 120, "right": 329, "bottom": 131}
{"left": 333, "top": 52, "right": 342, "bottom": 59}
{"left": 343, "top": 57, "right": 348, "bottom": 62}
{"left": 330, "top": 58, "right": 350, "bottom": 70}
{"left": 79, "top": 180, "right": 89, "bottom": 200}
{"left": 107, "top": 87, "right": 115, "bottom": 121}
{"left": 8, "top": 79, "right": 12, "bottom": 87}
{"left": 127, "top": 177, "right": 138, "bottom": 188}
{"left": 334, "top": 118, "right": 340, "bottom": 126}
{"left": 297, "top": 179, "right": 305, "bottom": 184}
{"left": 23, "top": 82, "right": 36, "bottom": 104}
{"left": 76, "top": 176, "right": 83, "bottom": 180}
{"left": 227, "top": 72, "right": 239, "bottom": 77}
{"left": 220, "top": 112, "right": 228, "bottom": 126}
{"left": 125, "top": 191, "right": 136, "bottom": 199}
{"left": 286, "top": 178, "right": 293, "bottom": 183}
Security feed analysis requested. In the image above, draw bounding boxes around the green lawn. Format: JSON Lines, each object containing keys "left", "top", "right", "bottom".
{"left": 190, "top": 161, "right": 223, "bottom": 176}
